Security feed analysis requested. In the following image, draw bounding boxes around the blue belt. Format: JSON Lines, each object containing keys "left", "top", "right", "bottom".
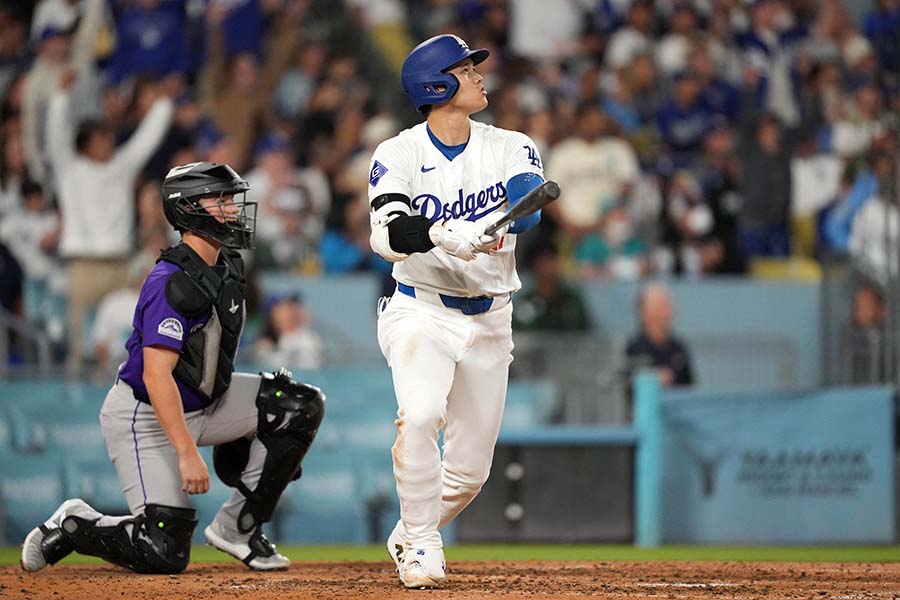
{"left": 397, "top": 283, "right": 498, "bottom": 315}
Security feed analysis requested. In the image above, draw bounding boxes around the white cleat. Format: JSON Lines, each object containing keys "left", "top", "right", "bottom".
{"left": 386, "top": 520, "right": 406, "bottom": 569}
{"left": 21, "top": 498, "right": 96, "bottom": 572}
{"left": 398, "top": 547, "right": 446, "bottom": 589}
{"left": 204, "top": 521, "right": 290, "bottom": 571}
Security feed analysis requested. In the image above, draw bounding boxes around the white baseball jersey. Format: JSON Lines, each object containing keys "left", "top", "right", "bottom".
{"left": 368, "top": 120, "right": 544, "bottom": 297}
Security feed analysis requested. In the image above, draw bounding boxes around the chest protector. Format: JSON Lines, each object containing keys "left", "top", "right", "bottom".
{"left": 159, "top": 244, "right": 246, "bottom": 402}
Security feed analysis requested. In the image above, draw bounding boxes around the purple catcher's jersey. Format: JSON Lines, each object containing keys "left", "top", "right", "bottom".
{"left": 118, "top": 260, "right": 213, "bottom": 412}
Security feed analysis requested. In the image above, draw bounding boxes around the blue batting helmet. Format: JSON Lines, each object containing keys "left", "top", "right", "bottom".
{"left": 401, "top": 34, "right": 489, "bottom": 112}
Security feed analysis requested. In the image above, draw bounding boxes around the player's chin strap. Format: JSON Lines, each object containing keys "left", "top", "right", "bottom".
{"left": 214, "top": 369, "right": 325, "bottom": 546}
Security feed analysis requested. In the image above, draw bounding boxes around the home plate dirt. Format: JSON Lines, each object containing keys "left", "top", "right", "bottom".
{"left": 2, "top": 560, "right": 899, "bottom": 599}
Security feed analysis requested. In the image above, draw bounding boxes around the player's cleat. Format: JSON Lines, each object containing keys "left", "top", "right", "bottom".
{"left": 398, "top": 547, "right": 446, "bottom": 589}
{"left": 204, "top": 521, "right": 290, "bottom": 571}
{"left": 21, "top": 498, "right": 97, "bottom": 572}
{"left": 386, "top": 520, "right": 406, "bottom": 569}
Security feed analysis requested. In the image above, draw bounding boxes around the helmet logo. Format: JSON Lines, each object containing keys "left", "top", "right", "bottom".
{"left": 450, "top": 35, "right": 469, "bottom": 51}
{"left": 168, "top": 192, "right": 181, "bottom": 199}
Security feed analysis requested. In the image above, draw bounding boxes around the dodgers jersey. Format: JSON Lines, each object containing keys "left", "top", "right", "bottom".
{"left": 368, "top": 120, "right": 544, "bottom": 297}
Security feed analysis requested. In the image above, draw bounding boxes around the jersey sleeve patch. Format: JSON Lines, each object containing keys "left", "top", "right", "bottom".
{"left": 369, "top": 160, "right": 389, "bottom": 187}
{"left": 157, "top": 317, "right": 184, "bottom": 341}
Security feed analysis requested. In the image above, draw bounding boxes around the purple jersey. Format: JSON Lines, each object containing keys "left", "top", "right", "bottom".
{"left": 118, "top": 260, "right": 214, "bottom": 412}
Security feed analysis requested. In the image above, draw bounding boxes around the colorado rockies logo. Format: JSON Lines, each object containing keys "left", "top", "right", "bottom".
{"left": 523, "top": 145, "right": 542, "bottom": 168}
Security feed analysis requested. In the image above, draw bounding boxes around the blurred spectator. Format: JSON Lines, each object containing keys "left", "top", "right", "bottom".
{"left": 0, "top": 5, "right": 29, "bottom": 97}
{"left": 688, "top": 42, "right": 741, "bottom": 124}
{"left": 626, "top": 283, "right": 694, "bottom": 387}
{"left": 576, "top": 201, "right": 650, "bottom": 279}
{"left": 658, "top": 170, "right": 721, "bottom": 277}
{"left": 844, "top": 283, "right": 886, "bottom": 384}
{"left": 863, "top": 0, "right": 900, "bottom": 76}
{"left": 0, "top": 127, "right": 26, "bottom": 215}
{"left": 823, "top": 155, "right": 881, "bottom": 255}
{"left": 22, "top": 0, "right": 105, "bottom": 185}
{"left": 0, "top": 239, "right": 23, "bottom": 362}
{"left": 272, "top": 41, "right": 327, "bottom": 123}
{"left": 737, "top": 109, "right": 794, "bottom": 259}
{"left": 136, "top": 179, "right": 178, "bottom": 249}
{"left": 0, "top": 179, "right": 61, "bottom": 289}
{"left": 831, "top": 81, "right": 887, "bottom": 160}
{"left": 546, "top": 102, "right": 639, "bottom": 242}
{"left": 46, "top": 75, "right": 173, "bottom": 372}
{"left": 655, "top": 70, "right": 716, "bottom": 166}
{"left": 319, "top": 199, "right": 390, "bottom": 275}
{"left": 508, "top": 0, "right": 583, "bottom": 61}
{"left": 200, "top": 0, "right": 306, "bottom": 170}
{"left": 245, "top": 133, "right": 330, "bottom": 270}
{"left": 254, "top": 293, "right": 323, "bottom": 370}
{"left": 512, "top": 245, "right": 591, "bottom": 332}
{"left": 693, "top": 125, "right": 746, "bottom": 274}
{"left": 606, "top": 0, "right": 655, "bottom": 70}
{"left": 735, "top": 0, "right": 807, "bottom": 128}
{"left": 656, "top": 3, "right": 700, "bottom": 77}
{"left": 91, "top": 251, "right": 155, "bottom": 376}
{"left": 107, "top": 0, "right": 189, "bottom": 86}
{"left": 849, "top": 182, "right": 900, "bottom": 286}
{"left": 790, "top": 133, "right": 842, "bottom": 257}
{"left": 602, "top": 53, "right": 661, "bottom": 137}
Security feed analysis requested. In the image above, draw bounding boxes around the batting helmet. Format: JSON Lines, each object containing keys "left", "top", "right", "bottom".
{"left": 162, "top": 162, "right": 257, "bottom": 249}
{"left": 401, "top": 34, "right": 489, "bottom": 112}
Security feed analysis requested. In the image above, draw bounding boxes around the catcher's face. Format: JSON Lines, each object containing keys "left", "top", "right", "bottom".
{"left": 199, "top": 194, "right": 239, "bottom": 223}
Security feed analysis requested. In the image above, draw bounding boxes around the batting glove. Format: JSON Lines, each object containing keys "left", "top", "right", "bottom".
{"left": 428, "top": 219, "right": 482, "bottom": 261}
{"left": 473, "top": 211, "right": 509, "bottom": 254}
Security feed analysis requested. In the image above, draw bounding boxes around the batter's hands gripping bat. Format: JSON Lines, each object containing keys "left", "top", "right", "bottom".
{"left": 484, "top": 180, "right": 560, "bottom": 236}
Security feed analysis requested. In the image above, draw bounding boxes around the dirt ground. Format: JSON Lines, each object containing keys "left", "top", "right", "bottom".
{"left": 2, "top": 560, "right": 899, "bottom": 600}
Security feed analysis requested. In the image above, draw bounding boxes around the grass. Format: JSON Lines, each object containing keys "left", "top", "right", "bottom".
{"left": 2, "top": 545, "right": 900, "bottom": 566}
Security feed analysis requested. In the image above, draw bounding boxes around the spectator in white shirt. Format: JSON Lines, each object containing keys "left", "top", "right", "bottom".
{"left": 46, "top": 72, "right": 172, "bottom": 373}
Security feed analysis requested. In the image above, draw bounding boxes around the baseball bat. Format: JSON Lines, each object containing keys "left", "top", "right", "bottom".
{"left": 484, "top": 180, "right": 560, "bottom": 236}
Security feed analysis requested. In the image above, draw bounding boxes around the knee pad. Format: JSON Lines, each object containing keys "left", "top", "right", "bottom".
{"left": 232, "top": 369, "right": 325, "bottom": 533}
{"left": 61, "top": 504, "right": 197, "bottom": 574}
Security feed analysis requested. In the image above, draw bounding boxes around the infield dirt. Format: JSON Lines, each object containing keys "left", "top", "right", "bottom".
{"left": 2, "top": 560, "right": 899, "bottom": 599}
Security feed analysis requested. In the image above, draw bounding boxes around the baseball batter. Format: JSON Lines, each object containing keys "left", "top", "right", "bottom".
{"left": 369, "top": 35, "right": 545, "bottom": 588}
{"left": 20, "top": 162, "right": 324, "bottom": 575}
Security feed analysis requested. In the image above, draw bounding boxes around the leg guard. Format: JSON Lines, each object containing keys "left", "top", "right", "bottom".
{"left": 60, "top": 504, "right": 197, "bottom": 574}
{"left": 216, "top": 369, "right": 325, "bottom": 533}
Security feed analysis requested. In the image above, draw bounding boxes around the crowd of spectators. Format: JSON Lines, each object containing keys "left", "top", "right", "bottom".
{"left": 1, "top": 0, "right": 899, "bottom": 371}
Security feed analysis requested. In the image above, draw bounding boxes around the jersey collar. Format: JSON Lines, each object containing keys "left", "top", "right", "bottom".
{"left": 426, "top": 124, "right": 468, "bottom": 161}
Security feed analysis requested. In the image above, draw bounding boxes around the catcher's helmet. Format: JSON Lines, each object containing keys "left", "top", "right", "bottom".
{"left": 401, "top": 34, "right": 489, "bottom": 113}
{"left": 162, "top": 162, "right": 256, "bottom": 249}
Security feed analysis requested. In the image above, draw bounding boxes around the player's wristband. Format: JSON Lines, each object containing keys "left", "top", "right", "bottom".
{"left": 388, "top": 215, "right": 436, "bottom": 254}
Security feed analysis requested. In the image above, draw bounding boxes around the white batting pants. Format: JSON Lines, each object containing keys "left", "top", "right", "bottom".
{"left": 377, "top": 290, "right": 513, "bottom": 548}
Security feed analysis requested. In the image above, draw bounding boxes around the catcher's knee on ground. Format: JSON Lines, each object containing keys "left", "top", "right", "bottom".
{"left": 59, "top": 504, "right": 197, "bottom": 574}
{"left": 214, "top": 369, "right": 325, "bottom": 533}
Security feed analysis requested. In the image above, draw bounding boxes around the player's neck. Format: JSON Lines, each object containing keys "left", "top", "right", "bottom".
{"left": 182, "top": 232, "right": 221, "bottom": 266}
{"left": 426, "top": 112, "right": 471, "bottom": 146}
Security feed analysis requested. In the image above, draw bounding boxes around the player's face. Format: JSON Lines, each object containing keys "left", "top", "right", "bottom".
{"left": 447, "top": 59, "right": 488, "bottom": 114}
{"left": 200, "top": 194, "right": 239, "bottom": 223}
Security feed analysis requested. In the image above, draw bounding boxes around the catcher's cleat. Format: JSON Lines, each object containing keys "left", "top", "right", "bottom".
{"left": 398, "top": 547, "right": 445, "bottom": 589}
{"left": 21, "top": 499, "right": 97, "bottom": 572}
{"left": 204, "top": 520, "right": 290, "bottom": 571}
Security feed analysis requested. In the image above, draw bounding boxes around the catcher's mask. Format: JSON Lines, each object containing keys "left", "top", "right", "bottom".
{"left": 162, "top": 162, "right": 257, "bottom": 249}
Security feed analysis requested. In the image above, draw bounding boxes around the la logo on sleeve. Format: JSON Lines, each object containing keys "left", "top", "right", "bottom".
{"left": 158, "top": 318, "right": 183, "bottom": 341}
